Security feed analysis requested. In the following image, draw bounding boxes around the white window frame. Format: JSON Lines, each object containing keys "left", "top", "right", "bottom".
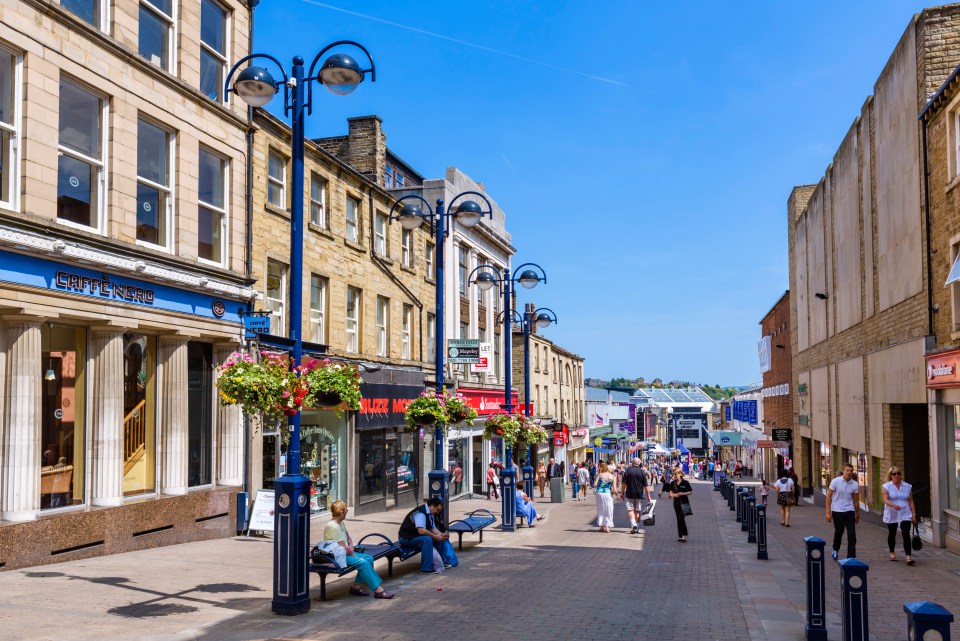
{"left": 197, "top": 146, "right": 227, "bottom": 265}
{"left": 62, "top": 0, "right": 108, "bottom": 31}
{"left": 427, "top": 313, "right": 436, "bottom": 364}
{"left": 395, "top": 174, "right": 404, "bottom": 188}
{"left": 57, "top": 77, "right": 107, "bottom": 234}
{"left": 384, "top": 165, "right": 393, "bottom": 189}
{"left": 401, "top": 228, "right": 412, "bottom": 267}
{"left": 310, "top": 274, "right": 327, "bottom": 344}
{"left": 135, "top": 117, "right": 174, "bottom": 251}
{"left": 0, "top": 45, "right": 22, "bottom": 212}
{"left": 267, "top": 150, "right": 286, "bottom": 208}
{"left": 376, "top": 296, "right": 389, "bottom": 357}
{"left": 139, "top": 0, "right": 176, "bottom": 72}
{"left": 458, "top": 246, "right": 467, "bottom": 295}
{"left": 346, "top": 195, "right": 360, "bottom": 243}
{"left": 199, "top": 0, "right": 229, "bottom": 103}
{"left": 402, "top": 304, "right": 412, "bottom": 359}
{"left": 374, "top": 212, "right": 388, "bottom": 256}
{"left": 309, "top": 172, "right": 327, "bottom": 227}
{"left": 346, "top": 286, "right": 360, "bottom": 353}
{"left": 266, "top": 260, "right": 286, "bottom": 336}
{"left": 426, "top": 241, "right": 435, "bottom": 279}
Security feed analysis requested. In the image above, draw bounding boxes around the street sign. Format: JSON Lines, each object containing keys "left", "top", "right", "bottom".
{"left": 447, "top": 339, "right": 480, "bottom": 363}
{"left": 243, "top": 314, "right": 271, "bottom": 337}
{"left": 594, "top": 437, "right": 603, "bottom": 446}
{"left": 472, "top": 342, "right": 491, "bottom": 372}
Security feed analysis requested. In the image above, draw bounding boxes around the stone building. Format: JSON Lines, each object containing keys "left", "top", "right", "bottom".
{"left": 759, "top": 290, "right": 793, "bottom": 482}
{"left": 788, "top": 5, "right": 960, "bottom": 526}
{"left": 250, "top": 113, "right": 436, "bottom": 515}
{"left": 0, "top": 0, "right": 254, "bottom": 569}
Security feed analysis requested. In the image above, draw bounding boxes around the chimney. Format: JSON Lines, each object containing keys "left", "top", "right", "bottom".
{"left": 345, "top": 115, "right": 385, "bottom": 180}
{"left": 526, "top": 302, "right": 537, "bottom": 334}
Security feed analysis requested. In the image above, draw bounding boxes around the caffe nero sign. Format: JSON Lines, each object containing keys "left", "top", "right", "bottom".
{"left": 356, "top": 383, "right": 424, "bottom": 430}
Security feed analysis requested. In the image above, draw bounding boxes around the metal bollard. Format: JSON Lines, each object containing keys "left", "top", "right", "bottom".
{"left": 839, "top": 558, "right": 869, "bottom": 641}
{"left": 741, "top": 490, "right": 750, "bottom": 531}
{"left": 714, "top": 471, "right": 722, "bottom": 491}
{"left": 756, "top": 503, "right": 768, "bottom": 560}
{"left": 747, "top": 496, "right": 757, "bottom": 542}
{"left": 721, "top": 477, "right": 728, "bottom": 499}
{"left": 736, "top": 488, "right": 745, "bottom": 523}
{"left": 729, "top": 482, "right": 736, "bottom": 511}
{"left": 804, "top": 536, "right": 828, "bottom": 641}
{"left": 904, "top": 601, "right": 953, "bottom": 641}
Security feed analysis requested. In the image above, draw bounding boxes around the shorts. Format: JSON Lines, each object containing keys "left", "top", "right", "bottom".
{"left": 625, "top": 497, "right": 644, "bottom": 512}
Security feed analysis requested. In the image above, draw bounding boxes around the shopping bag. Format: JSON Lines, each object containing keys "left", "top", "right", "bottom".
{"left": 641, "top": 499, "right": 656, "bottom": 526}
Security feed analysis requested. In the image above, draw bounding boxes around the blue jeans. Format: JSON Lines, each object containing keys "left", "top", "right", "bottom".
{"left": 345, "top": 552, "right": 382, "bottom": 591}
{"left": 399, "top": 535, "right": 459, "bottom": 571}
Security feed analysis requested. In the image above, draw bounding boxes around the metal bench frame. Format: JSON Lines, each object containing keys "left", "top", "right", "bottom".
{"left": 447, "top": 509, "right": 498, "bottom": 550}
{"left": 309, "top": 533, "right": 408, "bottom": 600}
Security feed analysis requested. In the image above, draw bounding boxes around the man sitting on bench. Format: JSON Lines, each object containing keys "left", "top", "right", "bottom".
{"left": 398, "top": 497, "right": 458, "bottom": 573}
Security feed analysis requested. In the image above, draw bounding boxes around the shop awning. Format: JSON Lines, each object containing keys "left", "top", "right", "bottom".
{"left": 677, "top": 443, "right": 690, "bottom": 455}
{"left": 708, "top": 431, "right": 742, "bottom": 446}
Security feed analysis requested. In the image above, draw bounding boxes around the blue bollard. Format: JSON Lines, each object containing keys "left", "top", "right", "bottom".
{"left": 721, "top": 477, "right": 727, "bottom": 499}
{"left": 756, "top": 503, "right": 768, "bottom": 560}
{"left": 741, "top": 490, "right": 750, "bottom": 531}
{"left": 904, "top": 601, "right": 953, "bottom": 641}
{"left": 737, "top": 488, "right": 745, "bottom": 523}
{"left": 804, "top": 536, "right": 828, "bottom": 641}
{"left": 747, "top": 496, "right": 757, "bottom": 543}
{"left": 839, "top": 558, "right": 869, "bottom": 641}
{"left": 729, "top": 481, "right": 736, "bottom": 511}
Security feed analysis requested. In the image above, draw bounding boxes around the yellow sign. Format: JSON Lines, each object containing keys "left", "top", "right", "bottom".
{"left": 594, "top": 437, "right": 603, "bottom": 446}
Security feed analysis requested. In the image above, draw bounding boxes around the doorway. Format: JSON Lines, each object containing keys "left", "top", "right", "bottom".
{"left": 472, "top": 435, "right": 484, "bottom": 495}
{"left": 385, "top": 436, "right": 398, "bottom": 510}
{"left": 902, "top": 404, "right": 931, "bottom": 518}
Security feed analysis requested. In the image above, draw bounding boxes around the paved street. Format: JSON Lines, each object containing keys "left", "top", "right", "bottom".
{"left": 2, "top": 481, "right": 958, "bottom": 641}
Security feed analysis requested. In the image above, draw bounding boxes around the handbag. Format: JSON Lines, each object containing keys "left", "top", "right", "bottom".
{"left": 912, "top": 522, "right": 923, "bottom": 551}
{"left": 680, "top": 501, "right": 693, "bottom": 517}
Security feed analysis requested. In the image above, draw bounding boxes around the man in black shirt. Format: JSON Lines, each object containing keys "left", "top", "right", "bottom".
{"left": 621, "top": 457, "right": 652, "bottom": 534}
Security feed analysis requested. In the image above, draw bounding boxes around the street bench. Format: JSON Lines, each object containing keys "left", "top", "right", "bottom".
{"left": 447, "top": 509, "right": 498, "bottom": 550}
{"left": 309, "top": 533, "right": 406, "bottom": 600}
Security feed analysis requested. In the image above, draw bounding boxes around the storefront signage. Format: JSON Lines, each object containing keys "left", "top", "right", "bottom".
{"left": 758, "top": 440, "right": 791, "bottom": 449}
{"left": 472, "top": 342, "right": 491, "bottom": 372}
{"left": 0, "top": 249, "right": 244, "bottom": 323}
{"left": 447, "top": 339, "right": 480, "bottom": 363}
{"left": 356, "top": 383, "right": 424, "bottom": 430}
{"left": 456, "top": 386, "right": 519, "bottom": 416}
{"left": 926, "top": 349, "right": 960, "bottom": 389}
{"left": 732, "top": 400, "right": 758, "bottom": 425}
{"left": 553, "top": 435, "right": 564, "bottom": 447}
{"left": 771, "top": 428, "right": 793, "bottom": 442}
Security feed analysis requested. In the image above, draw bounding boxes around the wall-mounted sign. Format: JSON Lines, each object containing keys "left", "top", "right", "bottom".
{"left": 926, "top": 349, "right": 960, "bottom": 389}
{"left": 447, "top": 339, "right": 480, "bottom": 363}
{"left": 472, "top": 342, "right": 491, "bottom": 373}
{"left": 771, "top": 428, "right": 793, "bottom": 443}
{"left": 355, "top": 383, "right": 424, "bottom": 430}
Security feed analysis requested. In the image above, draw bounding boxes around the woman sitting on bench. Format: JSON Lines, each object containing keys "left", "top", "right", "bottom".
{"left": 323, "top": 501, "right": 396, "bottom": 599}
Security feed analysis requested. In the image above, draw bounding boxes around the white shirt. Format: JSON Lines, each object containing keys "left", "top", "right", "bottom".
{"left": 882, "top": 480, "right": 913, "bottom": 524}
{"left": 828, "top": 476, "right": 859, "bottom": 512}
{"left": 774, "top": 478, "right": 794, "bottom": 493}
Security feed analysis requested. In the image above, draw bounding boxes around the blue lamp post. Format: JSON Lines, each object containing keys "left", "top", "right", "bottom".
{"left": 225, "top": 43, "right": 375, "bottom": 616}
{"left": 389, "top": 193, "right": 492, "bottom": 525}
{"left": 469, "top": 263, "right": 547, "bottom": 530}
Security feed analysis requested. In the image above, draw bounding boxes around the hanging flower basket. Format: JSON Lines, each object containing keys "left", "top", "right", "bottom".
{"left": 483, "top": 413, "right": 521, "bottom": 445}
{"left": 315, "top": 391, "right": 343, "bottom": 408}
{"left": 405, "top": 391, "right": 446, "bottom": 430}
{"left": 302, "top": 359, "right": 362, "bottom": 413}
{"left": 517, "top": 414, "right": 549, "bottom": 444}
{"left": 216, "top": 351, "right": 308, "bottom": 419}
{"left": 443, "top": 392, "right": 478, "bottom": 425}
{"left": 414, "top": 413, "right": 438, "bottom": 426}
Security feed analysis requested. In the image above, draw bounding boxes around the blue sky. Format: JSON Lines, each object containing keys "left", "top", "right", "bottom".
{"left": 253, "top": 1, "right": 934, "bottom": 386}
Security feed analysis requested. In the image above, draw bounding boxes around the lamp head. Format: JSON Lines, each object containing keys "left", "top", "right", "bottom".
{"left": 475, "top": 271, "right": 498, "bottom": 291}
{"left": 318, "top": 53, "right": 364, "bottom": 96}
{"left": 233, "top": 65, "right": 278, "bottom": 107}
{"left": 396, "top": 203, "right": 425, "bottom": 230}
{"left": 535, "top": 312, "right": 553, "bottom": 328}
{"left": 453, "top": 200, "right": 483, "bottom": 227}
{"left": 517, "top": 269, "right": 540, "bottom": 289}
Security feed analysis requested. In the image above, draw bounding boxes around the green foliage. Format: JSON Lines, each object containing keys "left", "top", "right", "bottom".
{"left": 302, "top": 359, "right": 363, "bottom": 412}
{"left": 483, "top": 413, "right": 521, "bottom": 445}
{"left": 701, "top": 385, "right": 738, "bottom": 401}
{"left": 216, "top": 351, "right": 308, "bottom": 419}
{"left": 404, "top": 392, "right": 447, "bottom": 429}
{"left": 443, "top": 392, "right": 478, "bottom": 424}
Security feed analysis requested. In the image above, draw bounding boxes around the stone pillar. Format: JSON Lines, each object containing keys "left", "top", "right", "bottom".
{"left": 1, "top": 317, "right": 43, "bottom": 521}
{"left": 160, "top": 337, "right": 188, "bottom": 495}
{"left": 215, "top": 343, "right": 243, "bottom": 486}
{"left": 91, "top": 329, "right": 125, "bottom": 507}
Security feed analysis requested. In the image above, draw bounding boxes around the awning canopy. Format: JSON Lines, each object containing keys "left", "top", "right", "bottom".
{"left": 677, "top": 443, "right": 690, "bottom": 455}
{"left": 708, "top": 431, "right": 742, "bottom": 446}
{"left": 648, "top": 443, "right": 671, "bottom": 454}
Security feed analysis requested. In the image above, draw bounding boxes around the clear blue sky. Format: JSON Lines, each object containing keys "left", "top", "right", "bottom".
{"left": 253, "top": 1, "right": 935, "bottom": 386}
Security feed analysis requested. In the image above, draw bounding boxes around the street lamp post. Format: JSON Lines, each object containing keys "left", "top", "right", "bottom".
{"left": 389, "top": 193, "right": 491, "bottom": 527}
{"left": 470, "top": 263, "right": 547, "bottom": 530}
{"left": 225, "top": 43, "right": 375, "bottom": 616}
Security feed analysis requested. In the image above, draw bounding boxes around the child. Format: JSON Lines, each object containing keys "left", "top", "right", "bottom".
{"left": 759, "top": 479, "right": 770, "bottom": 505}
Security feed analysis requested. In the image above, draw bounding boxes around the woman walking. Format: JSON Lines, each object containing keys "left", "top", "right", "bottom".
{"left": 882, "top": 466, "right": 917, "bottom": 565}
{"left": 774, "top": 470, "right": 795, "bottom": 527}
{"left": 595, "top": 462, "right": 616, "bottom": 532}
{"left": 670, "top": 469, "right": 693, "bottom": 542}
{"left": 486, "top": 463, "right": 499, "bottom": 500}
{"left": 536, "top": 459, "right": 548, "bottom": 498}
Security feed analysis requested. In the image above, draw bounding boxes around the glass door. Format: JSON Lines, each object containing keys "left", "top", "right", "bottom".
{"left": 385, "top": 436, "right": 397, "bottom": 510}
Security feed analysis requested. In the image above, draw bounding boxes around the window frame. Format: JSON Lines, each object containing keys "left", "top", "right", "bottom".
{"left": 395, "top": 174, "right": 404, "bottom": 188}
{"left": 309, "top": 172, "right": 327, "bottom": 228}
{"left": 135, "top": 117, "right": 174, "bottom": 251}
{"left": 384, "top": 165, "right": 393, "bottom": 189}
{"left": 402, "top": 304, "right": 412, "bottom": 359}
{"left": 62, "top": 0, "right": 107, "bottom": 31}
{"left": 401, "top": 228, "right": 412, "bottom": 267}
{"left": 374, "top": 211, "right": 388, "bottom": 256}
{"left": 57, "top": 76, "right": 107, "bottom": 234}
{"left": 309, "top": 274, "right": 327, "bottom": 344}
{"left": 427, "top": 313, "right": 436, "bottom": 364}
{"left": 376, "top": 296, "right": 389, "bottom": 357}
{"left": 267, "top": 150, "right": 287, "bottom": 209}
{"left": 458, "top": 245, "right": 467, "bottom": 296}
{"left": 476, "top": 255, "right": 487, "bottom": 303}
{"left": 266, "top": 259, "right": 287, "bottom": 336}
{"left": 345, "top": 194, "right": 360, "bottom": 243}
{"left": 199, "top": 0, "right": 229, "bottom": 102}
{"left": 346, "top": 286, "right": 361, "bottom": 353}
{"left": 0, "top": 45, "right": 22, "bottom": 212}
{"left": 426, "top": 241, "right": 435, "bottom": 280}
{"left": 138, "top": 0, "right": 176, "bottom": 72}
{"left": 197, "top": 146, "right": 227, "bottom": 265}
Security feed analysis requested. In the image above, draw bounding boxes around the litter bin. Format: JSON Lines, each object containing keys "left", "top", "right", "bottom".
{"left": 550, "top": 477, "right": 565, "bottom": 503}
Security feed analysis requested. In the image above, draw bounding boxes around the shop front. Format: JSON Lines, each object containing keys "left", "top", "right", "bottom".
{"left": 925, "top": 348, "right": 960, "bottom": 549}
{"left": 354, "top": 376, "right": 424, "bottom": 515}
{"left": 455, "top": 385, "right": 519, "bottom": 494}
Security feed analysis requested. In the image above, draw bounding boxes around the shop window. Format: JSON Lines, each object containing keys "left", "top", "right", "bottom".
{"left": 359, "top": 430, "right": 385, "bottom": 504}
{"left": 849, "top": 450, "right": 869, "bottom": 510}
{"left": 448, "top": 437, "right": 467, "bottom": 495}
{"left": 40, "top": 324, "right": 87, "bottom": 509}
{"left": 397, "top": 430, "right": 418, "bottom": 497}
{"left": 139, "top": 0, "right": 174, "bottom": 70}
{"left": 302, "top": 411, "right": 346, "bottom": 513}
{"left": 199, "top": 0, "right": 227, "bottom": 101}
{"left": 198, "top": 147, "right": 226, "bottom": 263}
{"left": 0, "top": 46, "right": 20, "bottom": 210}
{"left": 123, "top": 334, "right": 157, "bottom": 496}
{"left": 187, "top": 342, "right": 212, "bottom": 487}
{"left": 58, "top": 78, "right": 104, "bottom": 230}
{"left": 946, "top": 406, "right": 960, "bottom": 511}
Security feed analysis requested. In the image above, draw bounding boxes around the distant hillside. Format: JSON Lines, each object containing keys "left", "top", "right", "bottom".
{"left": 585, "top": 376, "right": 740, "bottom": 401}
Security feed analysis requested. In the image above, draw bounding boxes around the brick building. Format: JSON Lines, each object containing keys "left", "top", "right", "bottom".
{"left": 759, "top": 291, "right": 792, "bottom": 483}
{"left": 788, "top": 6, "right": 960, "bottom": 525}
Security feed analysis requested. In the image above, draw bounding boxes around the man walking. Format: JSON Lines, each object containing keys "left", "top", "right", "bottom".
{"left": 621, "top": 457, "right": 652, "bottom": 533}
{"left": 576, "top": 463, "right": 590, "bottom": 500}
{"left": 825, "top": 463, "right": 860, "bottom": 562}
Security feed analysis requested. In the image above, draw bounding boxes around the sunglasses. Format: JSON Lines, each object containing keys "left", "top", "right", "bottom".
{"left": 891, "top": 472, "right": 902, "bottom": 476}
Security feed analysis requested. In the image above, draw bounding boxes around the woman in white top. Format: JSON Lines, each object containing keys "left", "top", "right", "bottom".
{"left": 881, "top": 466, "right": 917, "bottom": 565}
{"left": 774, "top": 472, "right": 795, "bottom": 527}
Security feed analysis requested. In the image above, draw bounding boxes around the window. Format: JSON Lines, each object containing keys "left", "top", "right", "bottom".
{"left": 427, "top": 313, "right": 436, "bottom": 363}
{"left": 426, "top": 241, "right": 435, "bottom": 279}
{"left": 374, "top": 212, "right": 387, "bottom": 256}
{"left": 267, "top": 151, "right": 286, "bottom": 208}
{"left": 58, "top": 79, "right": 104, "bottom": 229}
{"left": 376, "top": 296, "right": 389, "bottom": 356}
{"left": 309, "top": 173, "right": 327, "bottom": 227}
{"left": 62, "top": 0, "right": 102, "bottom": 28}
{"left": 123, "top": 333, "right": 157, "bottom": 496}
{"left": 494, "top": 334, "right": 501, "bottom": 379}
{"left": 346, "top": 195, "right": 359, "bottom": 242}
{"left": 401, "top": 229, "right": 412, "bottom": 267}
{"left": 395, "top": 174, "right": 404, "bottom": 188}
{"left": 534, "top": 345, "right": 540, "bottom": 371}
{"left": 346, "top": 287, "right": 360, "bottom": 353}
{"left": 310, "top": 274, "right": 327, "bottom": 344}
{"left": 384, "top": 165, "right": 393, "bottom": 188}
{"left": 401, "top": 304, "right": 412, "bottom": 359}
{"left": 266, "top": 260, "right": 286, "bottom": 335}
{"left": 136, "top": 119, "right": 172, "bottom": 247}
{"left": 458, "top": 246, "right": 467, "bottom": 295}
{"left": 477, "top": 255, "right": 486, "bottom": 303}
{"left": 139, "top": 0, "right": 174, "bottom": 70}
{"left": 460, "top": 322, "right": 468, "bottom": 339}
{"left": 0, "top": 47, "right": 20, "bottom": 209}
{"left": 198, "top": 148, "right": 226, "bottom": 263}
{"left": 187, "top": 342, "right": 213, "bottom": 487}
{"left": 199, "top": 0, "right": 227, "bottom": 101}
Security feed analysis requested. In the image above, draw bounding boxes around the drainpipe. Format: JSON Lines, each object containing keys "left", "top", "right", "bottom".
{"left": 921, "top": 117, "right": 934, "bottom": 337}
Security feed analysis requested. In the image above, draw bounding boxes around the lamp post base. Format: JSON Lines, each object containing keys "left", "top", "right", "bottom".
{"left": 522, "top": 463, "right": 534, "bottom": 500}
{"left": 501, "top": 468, "right": 517, "bottom": 531}
{"left": 271, "top": 473, "right": 311, "bottom": 615}
{"left": 428, "top": 468, "right": 450, "bottom": 530}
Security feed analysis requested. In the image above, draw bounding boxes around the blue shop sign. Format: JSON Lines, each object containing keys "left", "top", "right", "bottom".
{"left": 1, "top": 250, "right": 244, "bottom": 323}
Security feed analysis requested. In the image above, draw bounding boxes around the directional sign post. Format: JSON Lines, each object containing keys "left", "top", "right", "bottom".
{"left": 447, "top": 339, "right": 480, "bottom": 364}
